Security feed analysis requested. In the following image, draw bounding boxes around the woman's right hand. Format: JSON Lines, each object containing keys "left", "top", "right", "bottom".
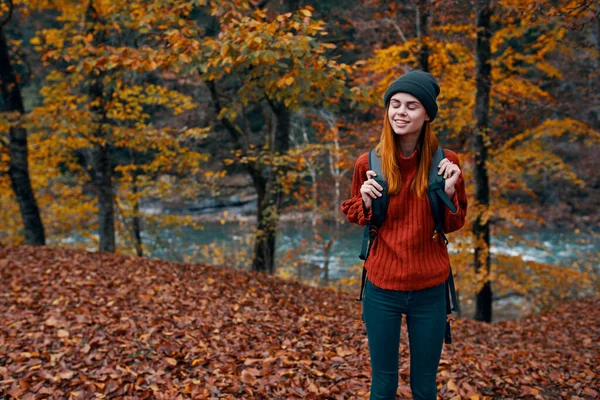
{"left": 360, "top": 170, "right": 383, "bottom": 210}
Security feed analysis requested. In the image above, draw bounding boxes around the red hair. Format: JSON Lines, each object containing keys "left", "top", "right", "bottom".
{"left": 374, "top": 104, "right": 439, "bottom": 198}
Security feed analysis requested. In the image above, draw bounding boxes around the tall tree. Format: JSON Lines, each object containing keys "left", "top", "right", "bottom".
{"left": 85, "top": 1, "right": 115, "bottom": 252}
{"left": 0, "top": 1, "right": 45, "bottom": 245}
{"left": 473, "top": 0, "right": 493, "bottom": 322}
{"left": 26, "top": 0, "right": 202, "bottom": 252}
{"left": 194, "top": 4, "right": 351, "bottom": 274}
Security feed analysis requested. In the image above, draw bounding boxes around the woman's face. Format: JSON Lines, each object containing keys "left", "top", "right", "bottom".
{"left": 387, "top": 92, "right": 429, "bottom": 137}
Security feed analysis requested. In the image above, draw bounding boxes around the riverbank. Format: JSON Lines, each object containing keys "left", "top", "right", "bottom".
{"left": 140, "top": 191, "right": 599, "bottom": 231}
{"left": 140, "top": 193, "right": 326, "bottom": 224}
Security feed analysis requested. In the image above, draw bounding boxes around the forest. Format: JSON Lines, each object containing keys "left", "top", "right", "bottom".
{"left": 0, "top": 0, "right": 598, "bottom": 398}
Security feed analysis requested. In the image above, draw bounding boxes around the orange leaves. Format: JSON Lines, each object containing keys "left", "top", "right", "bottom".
{"left": 299, "top": 8, "right": 313, "bottom": 18}
{"left": 165, "top": 357, "right": 178, "bottom": 366}
{"left": 17, "top": 0, "right": 210, "bottom": 251}
{"left": 443, "top": 379, "right": 480, "bottom": 399}
{"left": 56, "top": 329, "right": 69, "bottom": 338}
{"left": 57, "top": 370, "right": 75, "bottom": 380}
{"left": 277, "top": 75, "right": 296, "bottom": 88}
{"left": 241, "top": 367, "right": 261, "bottom": 384}
{"left": 29, "top": 36, "right": 42, "bottom": 46}
{"left": 196, "top": 5, "right": 350, "bottom": 110}
{"left": 0, "top": 245, "right": 598, "bottom": 397}
{"left": 180, "top": 126, "right": 211, "bottom": 141}
{"left": 335, "top": 346, "right": 355, "bottom": 358}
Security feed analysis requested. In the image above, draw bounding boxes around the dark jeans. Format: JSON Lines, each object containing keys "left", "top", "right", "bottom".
{"left": 361, "top": 277, "right": 446, "bottom": 400}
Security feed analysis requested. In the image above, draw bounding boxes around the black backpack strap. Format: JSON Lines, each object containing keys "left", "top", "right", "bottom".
{"left": 356, "top": 225, "right": 376, "bottom": 301}
{"left": 428, "top": 147, "right": 457, "bottom": 213}
{"left": 444, "top": 264, "right": 460, "bottom": 344}
{"left": 368, "top": 149, "right": 389, "bottom": 228}
{"left": 427, "top": 147, "right": 457, "bottom": 244}
{"left": 427, "top": 147, "right": 461, "bottom": 344}
{"left": 448, "top": 264, "right": 459, "bottom": 313}
{"left": 370, "top": 148, "right": 382, "bottom": 181}
{"left": 359, "top": 224, "right": 370, "bottom": 261}
{"left": 356, "top": 149, "right": 386, "bottom": 301}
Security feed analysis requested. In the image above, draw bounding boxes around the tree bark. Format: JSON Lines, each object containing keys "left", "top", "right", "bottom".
{"left": 250, "top": 103, "right": 291, "bottom": 274}
{"left": 416, "top": 0, "right": 430, "bottom": 72}
{"left": 0, "top": 26, "right": 45, "bottom": 245}
{"left": 131, "top": 171, "right": 143, "bottom": 257}
{"left": 91, "top": 140, "right": 116, "bottom": 252}
{"left": 473, "top": 0, "right": 493, "bottom": 322}
{"left": 324, "top": 110, "right": 344, "bottom": 286}
{"left": 593, "top": 3, "right": 599, "bottom": 130}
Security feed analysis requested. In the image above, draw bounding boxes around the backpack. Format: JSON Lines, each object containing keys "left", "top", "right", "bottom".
{"left": 356, "top": 146, "right": 460, "bottom": 344}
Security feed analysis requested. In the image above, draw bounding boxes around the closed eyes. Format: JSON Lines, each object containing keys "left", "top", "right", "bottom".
{"left": 392, "top": 103, "right": 417, "bottom": 110}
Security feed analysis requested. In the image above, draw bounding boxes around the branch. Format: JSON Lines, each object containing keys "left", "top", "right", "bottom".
{"left": 264, "top": 91, "right": 281, "bottom": 116}
{"left": 380, "top": 18, "right": 408, "bottom": 43}
{"left": 205, "top": 79, "right": 246, "bottom": 152}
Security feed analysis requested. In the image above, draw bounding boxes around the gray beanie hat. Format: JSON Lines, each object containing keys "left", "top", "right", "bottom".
{"left": 383, "top": 70, "right": 440, "bottom": 121}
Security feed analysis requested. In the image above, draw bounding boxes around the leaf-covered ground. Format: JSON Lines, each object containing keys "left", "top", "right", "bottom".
{"left": 0, "top": 246, "right": 598, "bottom": 399}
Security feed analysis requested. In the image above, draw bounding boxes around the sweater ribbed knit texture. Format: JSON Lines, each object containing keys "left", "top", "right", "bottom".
{"left": 340, "top": 147, "right": 467, "bottom": 291}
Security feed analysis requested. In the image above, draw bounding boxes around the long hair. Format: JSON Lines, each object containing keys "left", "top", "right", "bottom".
{"left": 374, "top": 104, "right": 439, "bottom": 198}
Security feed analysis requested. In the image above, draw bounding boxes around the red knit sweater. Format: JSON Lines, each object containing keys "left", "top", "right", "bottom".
{"left": 340, "top": 146, "right": 467, "bottom": 291}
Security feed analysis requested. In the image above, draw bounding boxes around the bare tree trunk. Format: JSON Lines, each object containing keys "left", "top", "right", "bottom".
{"left": 0, "top": 26, "right": 45, "bottom": 245}
{"left": 310, "top": 167, "right": 318, "bottom": 231}
{"left": 131, "top": 172, "right": 143, "bottom": 257}
{"left": 251, "top": 104, "right": 290, "bottom": 274}
{"left": 251, "top": 179, "right": 278, "bottom": 274}
{"left": 250, "top": 170, "right": 283, "bottom": 275}
{"left": 473, "top": 0, "right": 493, "bottom": 322}
{"left": 322, "top": 234, "right": 336, "bottom": 285}
{"left": 299, "top": 119, "right": 318, "bottom": 281}
{"left": 323, "top": 110, "right": 345, "bottom": 286}
{"left": 92, "top": 141, "right": 116, "bottom": 252}
{"left": 592, "top": 2, "right": 599, "bottom": 130}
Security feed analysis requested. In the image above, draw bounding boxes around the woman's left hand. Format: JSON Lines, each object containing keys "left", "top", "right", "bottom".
{"left": 438, "top": 158, "right": 461, "bottom": 198}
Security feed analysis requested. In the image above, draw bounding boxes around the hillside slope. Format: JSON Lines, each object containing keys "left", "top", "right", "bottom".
{"left": 0, "top": 246, "right": 598, "bottom": 399}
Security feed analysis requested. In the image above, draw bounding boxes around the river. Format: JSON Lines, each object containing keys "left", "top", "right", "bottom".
{"left": 147, "top": 219, "right": 598, "bottom": 280}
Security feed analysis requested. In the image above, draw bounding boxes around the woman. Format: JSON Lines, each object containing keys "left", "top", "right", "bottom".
{"left": 340, "top": 70, "right": 467, "bottom": 400}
